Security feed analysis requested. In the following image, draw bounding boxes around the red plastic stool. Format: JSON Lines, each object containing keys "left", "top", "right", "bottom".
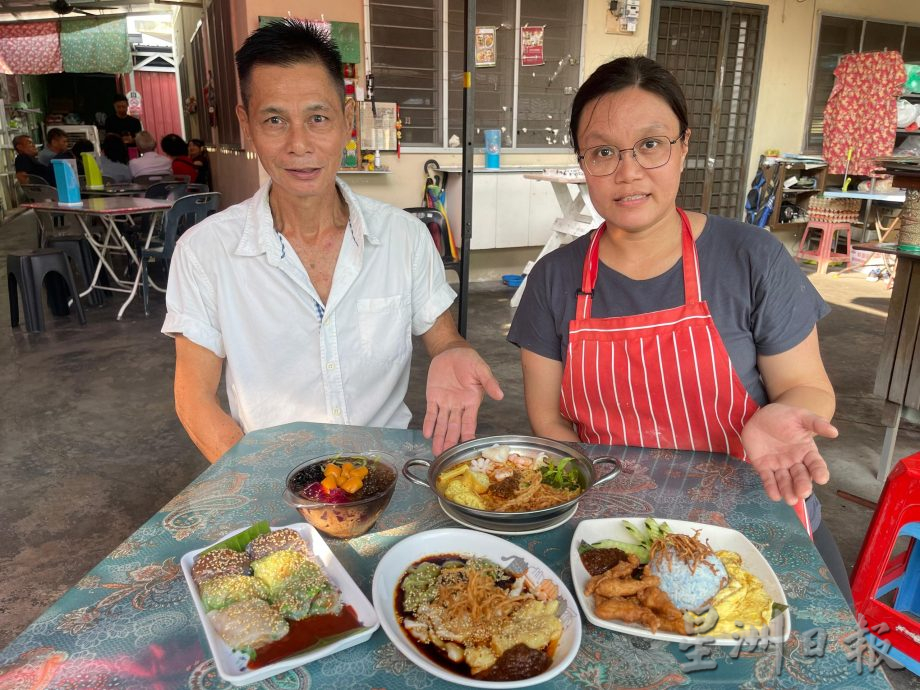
{"left": 795, "top": 220, "right": 852, "bottom": 275}
{"left": 851, "top": 452, "right": 920, "bottom": 675}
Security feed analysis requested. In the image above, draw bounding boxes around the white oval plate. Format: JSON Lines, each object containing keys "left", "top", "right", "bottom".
{"left": 372, "top": 527, "right": 582, "bottom": 688}
{"left": 570, "top": 517, "right": 791, "bottom": 646}
{"left": 181, "top": 522, "right": 379, "bottom": 687}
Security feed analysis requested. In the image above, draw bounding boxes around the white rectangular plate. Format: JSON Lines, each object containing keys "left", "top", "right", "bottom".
{"left": 569, "top": 517, "right": 791, "bottom": 646}
{"left": 181, "top": 522, "right": 379, "bottom": 687}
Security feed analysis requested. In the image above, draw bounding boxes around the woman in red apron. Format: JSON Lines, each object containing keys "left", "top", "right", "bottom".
{"left": 508, "top": 56, "right": 851, "bottom": 604}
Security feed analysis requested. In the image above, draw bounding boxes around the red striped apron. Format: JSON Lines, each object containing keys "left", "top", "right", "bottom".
{"left": 560, "top": 209, "right": 811, "bottom": 533}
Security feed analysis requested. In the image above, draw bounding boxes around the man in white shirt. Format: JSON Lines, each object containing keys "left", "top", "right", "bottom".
{"left": 162, "top": 19, "right": 502, "bottom": 463}
{"left": 128, "top": 131, "right": 172, "bottom": 178}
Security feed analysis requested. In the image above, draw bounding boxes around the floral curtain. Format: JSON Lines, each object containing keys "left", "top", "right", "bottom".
{"left": 0, "top": 22, "right": 63, "bottom": 75}
{"left": 60, "top": 17, "right": 131, "bottom": 74}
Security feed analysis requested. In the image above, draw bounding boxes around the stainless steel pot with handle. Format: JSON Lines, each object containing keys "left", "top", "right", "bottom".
{"left": 403, "top": 435, "right": 621, "bottom": 531}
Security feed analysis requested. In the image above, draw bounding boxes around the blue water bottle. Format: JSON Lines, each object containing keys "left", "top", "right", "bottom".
{"left": 52, "top": 159, "right": 82, "bottom": 205}
{"left": 484, "top": 129, "right": 501, "bottom": 169}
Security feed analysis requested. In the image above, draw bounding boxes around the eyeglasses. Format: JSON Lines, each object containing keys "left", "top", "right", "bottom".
{"left": 578, "top": 133, "right": 686, "bottom": 177}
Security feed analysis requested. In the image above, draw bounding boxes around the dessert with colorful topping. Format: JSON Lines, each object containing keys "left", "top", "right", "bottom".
{"left": 284, "top": 453, "right": 398, "bottom": 538}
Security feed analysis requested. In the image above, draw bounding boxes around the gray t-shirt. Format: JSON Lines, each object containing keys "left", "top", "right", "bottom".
{"left": 507, "top": 214, "right": 830, "bottom": 407}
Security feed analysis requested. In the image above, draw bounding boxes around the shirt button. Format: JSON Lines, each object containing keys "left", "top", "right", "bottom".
{"left": 327, "top": 362, "right": 335, "bottom": 370}
{"left": 333, "top": 407, "right": 341, "bottom": 416}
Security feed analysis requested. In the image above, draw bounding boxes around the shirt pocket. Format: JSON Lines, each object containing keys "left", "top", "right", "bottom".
{"left": 356, "top": 295, "right": 412, "bottom": 366}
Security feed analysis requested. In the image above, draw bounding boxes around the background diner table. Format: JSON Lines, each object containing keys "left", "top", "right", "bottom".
{"left": 20, "top": 197, "right": 173, "bottom": 320}
{"left": 0, "top": 422, "right": 888, "bottom": 689}
{"left": 80, "top": 182, "right": 149, "bottom": 197}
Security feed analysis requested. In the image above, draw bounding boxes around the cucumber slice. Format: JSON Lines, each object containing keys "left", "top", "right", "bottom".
{"left": 623, "top": 520, "right": 648, "bottom": 547}
{"left": 581, "top": 539, "right": 650, "bottom": 564}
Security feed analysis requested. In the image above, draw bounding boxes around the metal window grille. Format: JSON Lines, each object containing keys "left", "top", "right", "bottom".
{"left": 653, "top": 1, "right": 765, "bottom": 218}
{"left": 368, "top": 0, "right": 583, "bottom": 149}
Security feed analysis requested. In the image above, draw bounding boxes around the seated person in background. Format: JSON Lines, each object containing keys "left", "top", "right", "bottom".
{"left": 104, "top": 94, "right": 142, "bottom": 146}
{"left": 160, "top": 133, "right": 198, "bottom": 182}
{"left": 13, "top": 134, "right": 54, "bottom": 185}
{"left": 162, "top": 19, "right": 502, "bottom": 463}
{"left": 97, "top": 134, "right": 132, "bottom": 183}
{"left": 128, "top": 131, "right": 172, "bottom": 178}
{"left": 38, "top": 128, "right": 69, "bottom": 166}
{"left": 188, "top": 138, "right": 211, "bottom": 188}
{"left": 69, "top": 138, "right": 94, "bottom": 176}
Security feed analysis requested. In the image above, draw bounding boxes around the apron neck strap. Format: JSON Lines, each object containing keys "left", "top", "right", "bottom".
{"left": 677, "top": 208, "right": 702, "bottom": 305}
{"left": 577, "top": 209, "right": 701, "bottom": 319}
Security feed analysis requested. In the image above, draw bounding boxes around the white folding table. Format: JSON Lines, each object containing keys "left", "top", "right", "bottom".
{"left": 22, "top": 197, "right": 173, "bottom": 319}
{"left": 510, "top": 171, "right": 601, "bottom": 307}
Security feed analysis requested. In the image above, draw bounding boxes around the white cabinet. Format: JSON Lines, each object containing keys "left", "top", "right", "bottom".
{"left": 439, "top": 167, "right": 562, "bottom": 250}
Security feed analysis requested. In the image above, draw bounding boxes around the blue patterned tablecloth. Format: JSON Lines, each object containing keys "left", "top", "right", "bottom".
{"left": 0, "top": 422, "right": 892, "bottom": 689}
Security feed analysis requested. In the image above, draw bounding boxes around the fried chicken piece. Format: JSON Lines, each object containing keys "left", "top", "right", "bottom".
{"left": 591, "top": 573, "right": 661, "bottom": 598}
{"left": 636, "top": 587, "right": 685, "bottom": 634}
{"left": 585, "top": 554, "right": 640, "bottom": 596}
{"left": 594, "top": 595, "right": 662, "bottom": 632}
{"left": 609, "top": 554, "right": 640, "bottom": 578}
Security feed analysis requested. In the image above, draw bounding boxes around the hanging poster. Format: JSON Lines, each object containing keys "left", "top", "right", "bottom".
{"left": 521, "top": 25, "right": 545, "bottom": 67}
{"left": 475, "top": 26, "right": 497, "bottom": 67}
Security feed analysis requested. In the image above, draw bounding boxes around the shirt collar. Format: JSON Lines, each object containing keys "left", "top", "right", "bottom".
{"left": 235, "top": 177, "right": 381, "bottom": 261}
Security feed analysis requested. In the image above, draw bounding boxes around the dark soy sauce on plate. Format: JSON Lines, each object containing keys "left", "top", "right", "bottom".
{"left": 248, "top": 605, "right": 362, "bottom": 669}
{"left": 395, "top": 555, "right": 550, "bottom": 681}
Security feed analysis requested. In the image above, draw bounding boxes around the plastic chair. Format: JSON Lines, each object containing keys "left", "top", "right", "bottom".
{"left": 7, "top": 249, "right": 87, "bottom": 332}
{"left": 186, "top": 183, "right": 209, "bottom": 193}
{"left": 20, "top": 183, "right": 56, "bottom": 202}
{"left": 145, "top": 181, "right": 188, "bottom": 200}
{"left": 21, "top": 183, "right": 78, "bottom": 246}
{"left": 795, "top": 220, "right": 852, "bottom": 275}
{"left": 46, "top": 236, "right": 104, "bottom": 307}
{"left": 851, "top": 452, "right": 920, "bottom": 675}
{"left": 405, "top": 206, "right": 463, "bottom": 324}
{"left": 141, "top": 192, "right": 221, "bottom": 314}
{"left": 404, "top": 207, "right": 461, "bottom": 278}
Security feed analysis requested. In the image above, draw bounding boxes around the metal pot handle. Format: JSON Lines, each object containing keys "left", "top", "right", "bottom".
{"left": 402, "top": 458, "right": 433, "bottom": 488}
{"left": 591, "top": 456, "right": 622, "bottom": 486}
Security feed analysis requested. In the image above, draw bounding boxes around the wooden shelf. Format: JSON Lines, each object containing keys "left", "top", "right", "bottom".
{"left": 756, "top": 155, "right": 827, "bottom": 229}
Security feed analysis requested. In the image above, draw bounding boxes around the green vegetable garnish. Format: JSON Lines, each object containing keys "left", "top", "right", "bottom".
{"left": 540, "top": 457, "right": 581, "bottom": 491}
{"left": 771, "top": 602, "right": 789, "bottom": 620}
{"left": 201, "top": 521, "right": 271, "bottom": 555}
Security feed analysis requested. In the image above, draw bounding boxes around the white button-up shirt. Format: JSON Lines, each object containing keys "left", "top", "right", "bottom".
{"left": 162, "top": 179, "right": 456, "bottom": 433}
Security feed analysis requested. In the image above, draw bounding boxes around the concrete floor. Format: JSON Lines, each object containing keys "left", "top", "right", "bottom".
{"left": 1, "top": 209, "right": 919, "bottom": 687}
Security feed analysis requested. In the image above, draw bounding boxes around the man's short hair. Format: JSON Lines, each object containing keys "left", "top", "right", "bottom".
{"left": 46, "top": 127, "right": 67, "bottom": 142}
{"left": 71, "top": 138, "right": 94, "bottom": 156}
{"left": 135, "top": 131, "right": 157, "bottom": 153}
{"left": 113, "top": 93, "right": 128, "bottom": 104}
{"left": 160, "top": 133, "right": 188, "bottom": 158}
{"left": 235, "top": 18, "right": 344, "bottom": 110}
{"left": 12, "top": 134, "right": 31, "bottom": 151}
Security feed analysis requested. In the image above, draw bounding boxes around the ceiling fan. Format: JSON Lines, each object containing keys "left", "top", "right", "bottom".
{"left": 49, "top": 0, "right": 99, "bottom": 16}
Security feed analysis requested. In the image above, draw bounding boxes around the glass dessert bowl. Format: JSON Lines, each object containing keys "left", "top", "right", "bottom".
{"left": 283, "top": 452, "right": 398, "bottom": 539}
